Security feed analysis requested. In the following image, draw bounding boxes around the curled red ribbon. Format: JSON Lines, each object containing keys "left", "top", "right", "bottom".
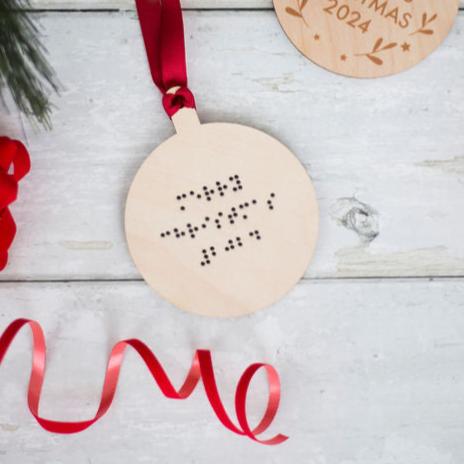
{"left": 0, "top": 137, "right": 31, "bottom": 271}
{"left": 135, "top": 0, "right": 196, "bottom": 117}
{"left": 0, "top": 319, "right": 288, "bottom": 444}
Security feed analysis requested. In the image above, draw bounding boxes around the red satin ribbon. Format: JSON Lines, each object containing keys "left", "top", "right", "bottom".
{"left": 0, "top": 137, "right": 31, "bottom": 271}
{"left": 0, "top": 318, "right": 288, "bottom": 444}
{"left": 135, "top": 0, "right": 196, "bottom": 118}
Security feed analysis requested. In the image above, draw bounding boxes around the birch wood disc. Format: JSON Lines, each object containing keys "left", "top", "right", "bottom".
{"left": 273, "top": 0, "right": 459, "bottom": 78}
{"left": 125, "top": 113, "right": 318, "bottom": 317}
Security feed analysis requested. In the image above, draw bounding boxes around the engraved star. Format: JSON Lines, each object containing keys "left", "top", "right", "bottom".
{"left": 340, "top": 54, "right": 347, "bottom": 61}
{"left": 314, "top": 34, "right": 320, "bottom": 41}
{"left": 401, "top": 42, "right": 411, "bottom": 52}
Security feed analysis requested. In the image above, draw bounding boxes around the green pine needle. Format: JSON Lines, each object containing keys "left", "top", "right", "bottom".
{"left": 0, "top": 0, "right": 59, "bottom": 129}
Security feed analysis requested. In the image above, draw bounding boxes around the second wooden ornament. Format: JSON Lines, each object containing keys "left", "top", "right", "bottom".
{"left": 273, "top": 0, "right": 459, "bottom": 78}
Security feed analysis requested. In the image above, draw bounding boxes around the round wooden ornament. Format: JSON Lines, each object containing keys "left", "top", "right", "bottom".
{"left": 126, "top": 108, "right": 318, "bottom": 317}
{"left": 127, "top": 0, "right": 318, "bottom": 317}
{"left": 273, "top": 0, "right": 459, "bottom": 78}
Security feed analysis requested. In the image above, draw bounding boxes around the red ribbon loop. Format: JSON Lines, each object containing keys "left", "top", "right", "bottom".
{"left": 162, "top": 86, "right": 196, "bottom": 117}
{"left": 0, "top": 318, "right": 288, "bottom": 445}
{"left": 135, "top": 0, "right": 196, "bottom": 118}
{"left": 0, "top": 137, "right": 30, "bottom": 271}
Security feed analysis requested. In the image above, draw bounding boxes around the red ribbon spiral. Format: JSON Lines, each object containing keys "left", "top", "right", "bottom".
{"left": 135, "top": 0, "right": 196, "bottom": 118}
{"left": 0, "top": 137, "right": 31, "bottom": 271}
{"left": 0, "top": 318, "right": 288, "bottom": 445}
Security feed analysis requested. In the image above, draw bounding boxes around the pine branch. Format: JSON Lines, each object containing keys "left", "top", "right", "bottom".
{"left": 0, "top": 0, "right": 59, "bottom": 129}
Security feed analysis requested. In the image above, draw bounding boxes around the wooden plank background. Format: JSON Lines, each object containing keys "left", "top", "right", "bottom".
{"left": 1, "top": 3, "right": 463, "bottom": 463}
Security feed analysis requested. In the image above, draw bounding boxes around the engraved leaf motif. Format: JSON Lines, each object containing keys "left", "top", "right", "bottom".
{"left": 299, "top": 0, "right": 309, "bottom": 10}
{"left": 367, "top": 54, "right": 383, "bottom": 65}
{"left": 381, "top": 42, "right": 397, "bottom": 51}
{"left": 422, "top": 13, "right": 427, "bottom": 26}
{"left": 420, "top": 29, "right": 434, "bottom": 35}
{"left": 373, "top": 38, "right": 383, "bottom": 52}
{"left": 428, "top": 13, "right": 438, "bottom": 24}
{"left": 285, "top": 6, "right": 302, "bottom": 17}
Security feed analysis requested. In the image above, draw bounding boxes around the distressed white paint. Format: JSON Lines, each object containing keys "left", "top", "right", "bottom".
{"left": 27, "top": 0, "right": 464, "bottom": 10}
{"left": 0, "top": 279, "right": 464, "bottom": 463}
{"left": 1, "top": 9, "right": 464, "bottom": 463}
{"left": 1, "top": 11, "right": 464, "bottom": 280}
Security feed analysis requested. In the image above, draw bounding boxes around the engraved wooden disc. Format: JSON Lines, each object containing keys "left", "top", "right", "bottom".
{"left": 273, "top": 0, "right": 459, "bottom": 78}
{"left": 125, "top": 110, "right": 318, "bottom": 317}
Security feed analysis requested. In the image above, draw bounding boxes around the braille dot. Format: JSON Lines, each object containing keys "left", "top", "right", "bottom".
{"left": 229, "top": 240, "right": 233, "bottom": 244}
{"left": 197, "top": 194, "right": 202, "bottom": 199}
{"left": 174, "top": 228, "right": 178, "bottom": 232}
{"left": 202, "top": 249, "right": 207, "bottom": 253}
{"left": 230, "top": 245, "right": 235, "bottom": 250}
{"left": 181, "top": 232, "right": 185, "bottom": 236}
{"left": 257, "top": 236, "right": 261, "bottom": 240}
{"left": 217, "top": 225, "right": 221, "bottom": 229}
{"left": 234, "top": 175, "right": 239, "bottom": 179}
{"left": 160, "top": 233, "right": 165, "bottom": 238}
{"left": 206, "top": 260, "right": 210, "bottom": 264}
{"left": 207, "top": 198, "right": 211, "bottom": 202}
{"left": 187, "top": 223, "right": 192, "bottom": 227}
{"left": 243, "top": 215, "right": 247, "bottom": 220}
{"left": 180, "top": 206, "right": 185, "bottom": 211}
{"left": 271, "top": 193, "right": 275, "bottom": 198}
{"left": 224, "top": 185, "right": 228, "bottom": 189}
{"left": 232, "top": 207, "right": 236, "bottom": 211}
{"left": 230, "top": 220, "right": 235, "bottom": 224}
{"left": 210, "top": 247, "right": 215, "bottom": 250}
{"left": 210, "top": 190, "right": 215, "bottom": 194}
{"left": 219, "top": 212, "right": 223, "bottom": 217}
{"left": 220, "top": 193, "right": 224, "bottom": 196}
{"left": 212, "top": 252, "right": 217, "bottom": 256}
{"left": 201, "top": 262, "right": 205, "bottom": 266}
{"left": 229, "top": 177, "right": 234, "bottom": 181}
{"left": 269, "top": 206, "right": 274, "bottom": 210}
{"left": 202, "top": 224, "right": 206, "bottom": 228}
{"left": 215, "top": 219, "right": 220, "bottom": 223}
{"left": 216, "top": 181, "right": 221, "bottom": 185}
{"left": 166, "top": 231, "right": 170, "bottom": 236}
{"left": 252, "top": 200, "right": 257, "bottom": 204}
{"left": 190, "top": 235, "right": 195, "bottom": 239}
{"left": 233, "top": 188, "right": 237, "bottom": 192}
{"left": 203, "top": 186, "right": 208, "bottom": 190}
{"left": 225, "top": 247, "right": 229, "bottom": 251}
{"left": 194, "top": 227, "right": 199, "bottom": 231}
{"left": 249, "top": 232, "right": 254, "bottom": 236}
{"left": 205, "top": 217, "right": 210, "bottom": 221}
{"left": 176, "top": 235, "right": 180, "bottom": 239}
{"left": 238, "top": 242, "right": 243, "bottom": 247}
{"left": 255, "top": 230, "right": 259, "bottom": 234}
{"left": 176, "top": 196, "right": 181, "bottom": 201}
{"left": 182, "top": 194, "right": 187, "bottom": 199}
{"left": 245, "top": 202, "right": 249, "bottom": 207}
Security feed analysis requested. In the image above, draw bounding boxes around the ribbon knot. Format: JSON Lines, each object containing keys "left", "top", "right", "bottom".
{"left": 162, "top": 87, "right": 196, "bottom": 118}
{"left": 0, "top": 137, "right": 30, "bottom": 271}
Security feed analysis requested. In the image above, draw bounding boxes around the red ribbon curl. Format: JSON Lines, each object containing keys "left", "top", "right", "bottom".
{"left": 0, "top": 318, "right": 288, "bottom": 445}
{"left": 135, "top": 0, "right": 196, "bottom": 118}
{"left": 0, "top": 137, "right": 30, "bottom": 271}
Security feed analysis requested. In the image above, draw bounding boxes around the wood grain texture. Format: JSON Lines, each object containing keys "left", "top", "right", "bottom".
{"left": 125, "top": 115, "right": 318, "bottom": 316}
{"left": 274, "top": 0, "right": 460, "bottom": 78}
{"left": 27, "top": 0, "right": 464, "bottom": 10}
{"left": 1, "top": 11, "right": 463, "bottom": 281}
{"left": 1, "top": 279, "right": 464, "bottom": 463}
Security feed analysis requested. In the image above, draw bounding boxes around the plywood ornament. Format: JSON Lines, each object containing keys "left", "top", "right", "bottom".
{"left": 273, "top": 0, "right": 459, "bottom": 78}
{"left": 125, "top": 0, "right": 319, "bottom": 318}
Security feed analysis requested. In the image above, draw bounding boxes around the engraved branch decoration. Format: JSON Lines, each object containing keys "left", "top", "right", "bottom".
{"left": 355, "top": 37, "right": 398, "bottom": 66}
{"left": 285, "top": 0, "right": 310, "bottom": 28}
{"left": 410, "top": 12, "right": 438, "bottom": 36}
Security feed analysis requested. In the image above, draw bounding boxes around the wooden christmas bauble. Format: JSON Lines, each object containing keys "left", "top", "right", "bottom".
{"left": 273, "top": 0, "right": 459, "bottom": 78}
{"left": 125, "top": 110, "right": 318, "bottom": 317}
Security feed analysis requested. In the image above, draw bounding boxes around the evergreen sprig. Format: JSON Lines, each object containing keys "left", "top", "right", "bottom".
{"left": 0, "top": 0, "right": 59, "bottom": 128}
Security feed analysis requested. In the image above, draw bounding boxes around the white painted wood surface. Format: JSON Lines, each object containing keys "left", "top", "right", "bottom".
{"left": 1, "top": 280, "right": 464, "bottom": 463}
{"left": 1, "top": 6, "right": 464, "bottom": 464}
{"left": 27, "top": 0, "right": 464, "bottom": 9}
{"left": 1, "top": 11, "right": 464, "bottom": 280}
